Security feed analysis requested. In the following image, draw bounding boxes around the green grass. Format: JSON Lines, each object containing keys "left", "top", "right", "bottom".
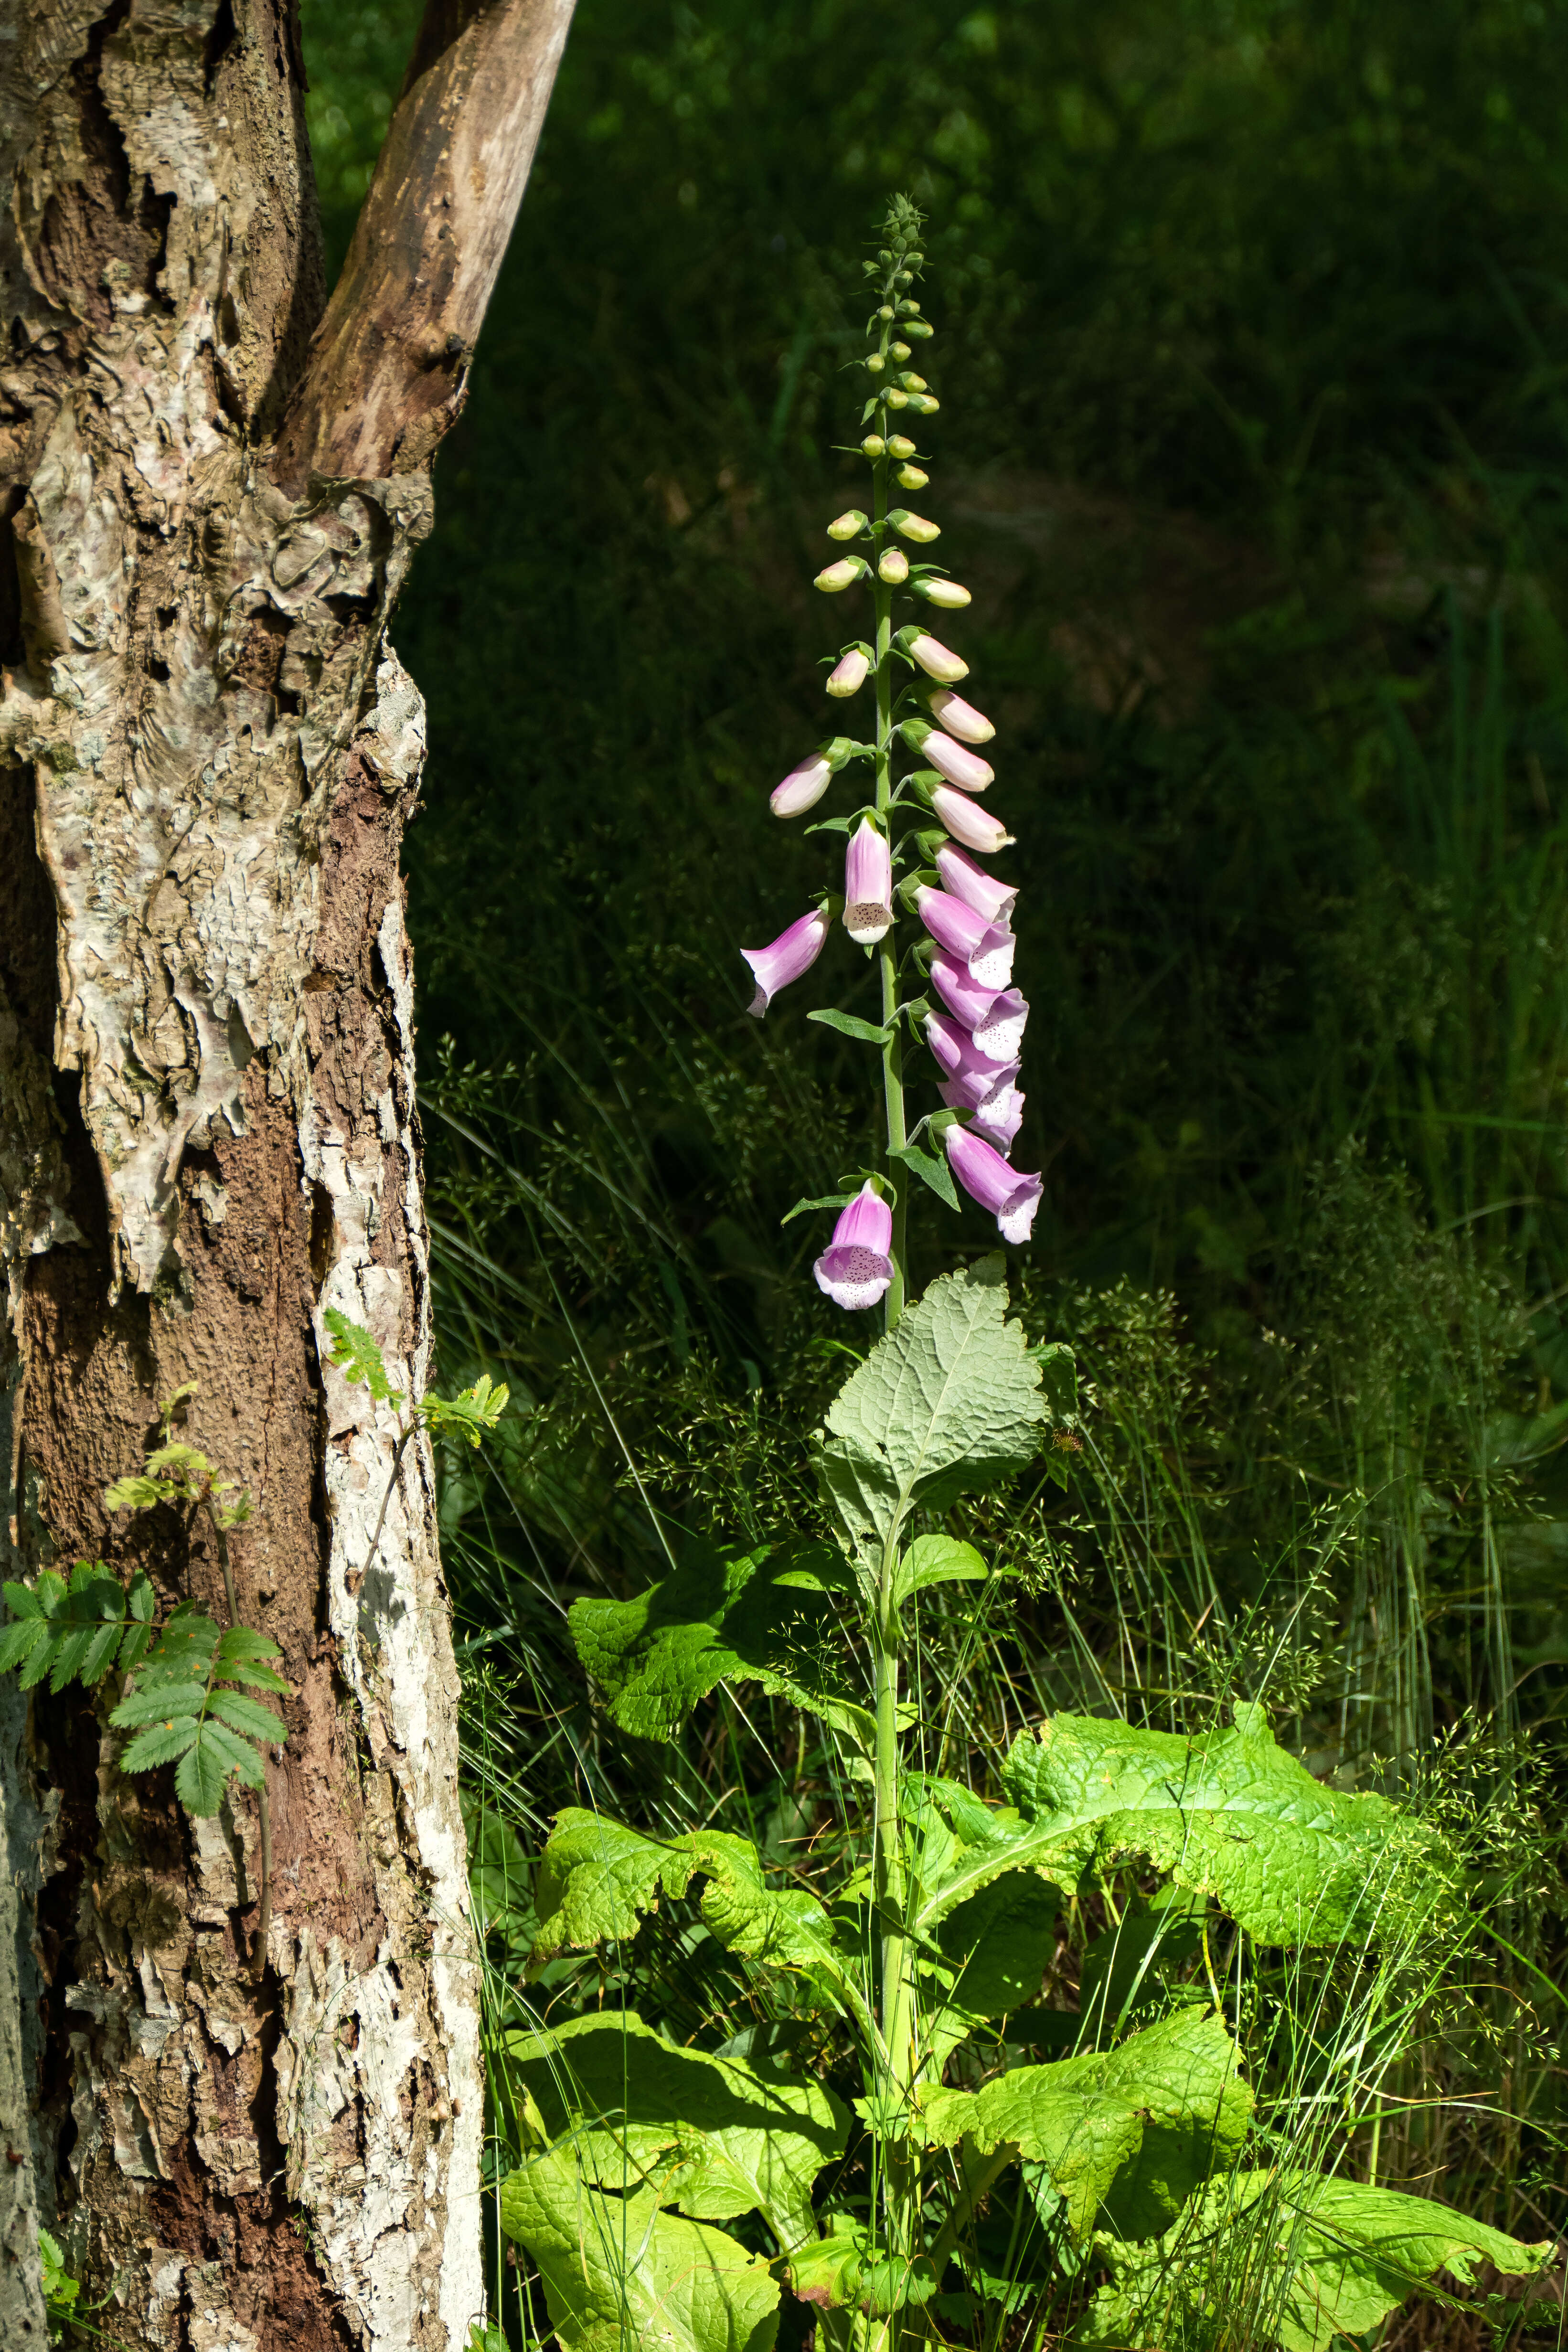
{"left": 300, "top": 0, "right": 1568, "bottom": 2341}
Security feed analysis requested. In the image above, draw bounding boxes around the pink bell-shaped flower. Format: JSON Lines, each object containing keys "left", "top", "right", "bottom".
{"left": 944, "top": 1123, "right": 1043, "bottom": 1243}
{"left": 813, "top": 1181, "right": 895, "bottom": 1311}
{"left": 933, "top": 841, "right": 1016, "bottom": 926}
{"left": 741, "top": 906, "right": 831, "bottom": 1016}
{"left": 771, "top": 754, "right": 833, "bottom": 818}
{"left": 950, "top": 1081, "right": 1024, "bottom": 1153}
{"left": 925, "top": 1011, "right": 1019, "bottom": 1104}
{"left": 843, "top": 818, "right": 894, "bottom": 945}
{"left": 915, "top": 886, "right": 1015, "bottom": 990}
{"left": 930, "top": 785, "right": 1013, "bottom": 856}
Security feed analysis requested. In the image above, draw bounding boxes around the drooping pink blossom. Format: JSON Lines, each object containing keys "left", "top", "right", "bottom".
{"left": 926, "top": 688, "right": 994, "bottom": 745}
{"left": 944, "top": 1123, "right": 1043, "bottom": 1242}
{"left": 927, "top": 951, "right": 1001, "bottom": 1032}
{"left": 969, "top": 988, "right": 1030, "bottom": 1064}
{"left": 930, "top": 785, "right": 1013, "bottom": 856}
{"left": 742, "top": 907, "right": 831, "bottom": 1016}
{"left": 925, "top": 1011, "right": 1020, "bottom": 1106}
{"left": 952, "top": 1082, "right": 1024, "bottom": 1153}
{"left": 933, "top": 841, "right": 1017, "bottom": 926}
{"left": 907, "top": 632, "right": 969, "bottom": 683}
{"left": 924, "top": 731, "right": 994, "bottom": 793}
{"left": 843, "top": 818, "right": 894, "bottom": 945}
{"left": 826, "top": 649, "right": 869, "bottom": 699}
{"left": 771, "top": 754, "right": 832, "bottom": 818}
{"left": 813, "top": 1181, "right": 895, "bottom": 1311}
{"left": 915, "top": 886, "right": 1014, "bottom": 990}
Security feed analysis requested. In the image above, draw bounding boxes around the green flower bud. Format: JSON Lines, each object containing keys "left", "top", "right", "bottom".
{"left": 896, "top": 464, "right": 928, "bottom": 490}
{"left": 914, "top": 576, "right": 970, "bottom": 609}
{"left": 878, "top": 547, "right": 910, "bottom": 585}
{"left": 886, "top": 434, "right": 917, "bottom": 459}
{"left": 894, "top": 270, "right": 912, "bottom": 286}
{"left": 878, "top": 249, "right": 893, "bottom": 264}
{"left": 897, "top": 300, "right": 921, "bottom": 316}
{"left": 826, "top": 510, "right": 868, "bottom": 541}
{"left": 885, "top": 387, "right": 909, "bottom": 409}
{"left": 905, "top": 319, "right": 933, "bottom": 339}
{"left": 893, "top": 511, "right": 940, "bottom": 545}
{"left": 878, "top": 305, "right": 895, "bottom": 321}
{"left": 891, "top": 341, "right": 911, "bottom": 362}
{"left": 906, "top": 394, "right": 940, "bottom": 416}
{"left": 907, "top": 250, "right": 924, "bottom": 268}
{"left": 866, "top": 352, "right": 886, "bottom": 374}
{"left": 816, "top": 557, "right": 868, "bottom": 593}
{"left": 898, "top": 372, "right": 928, "bottom": 393}
{"left": 861, "top": 433, "right": 886, "bottom": 458}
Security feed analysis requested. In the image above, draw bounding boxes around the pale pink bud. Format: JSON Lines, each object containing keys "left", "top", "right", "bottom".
{"left": 916, "top": 578, "right": 971, "bottom": 610}
{"left": 827, "top": 510, "right": 867, "bottom": 541}
{"left": 813, "top": 1181, "right": 895, "bottom": 1312}
{"left": 926, "top": 688, "right": 994, "bottom": 745}
{"left": 933, "top": 841, "right": 1017, "bottom": 925}
{"left": 878, "top": 547, "right": 909, "bottom": 584}
{"left": 944, "top": 1124, "right": 1042, "bottom": 1243}
{"left": 915, "top": 885, "right": 1014, "bottom": 990}
{"left": 771, "top": 755, "right": 833, "bottom": 818}
{"left": 931, "top": 785, "right": 1013, "bottom": 855}
{"left": 886, "top": 436, "right": 917, "bottom": 459}
{"left": 925, "top": 731, "right": 994, "bottom": 792}
{"left": 742, "top": 907, "right": 831, "bottom": 1016}
{"left": 896, "top": 465, "right": 929, "bottom": 490}
{"left": 816, "top": 557, "right": 866, "bottom": 594}
{"left": 826, "top": 648, "right": 870, "bottom": 699}
{"left": 843, "top": 818, "right": 894, "bottom": 945}
{"left": 893, "top": 512, "right": 941, "bottom": 544}
{"left": 908, "top": 633, "right": 969, "bottom": 683}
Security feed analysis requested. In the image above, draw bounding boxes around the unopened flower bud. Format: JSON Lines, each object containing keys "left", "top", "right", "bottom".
{"left": 861, "top": 434, "right": 886, "bottom": 458}
{"left": 894, "top": 512, "right": 941, "bottom": 545}
{"left": 926, "top": 687, "right": 994, "bottom": 743}
{"left": 866, "top": 353, "right": 886, "bottom": 374}
{"left": 896, "top": 465, "right": 928, "bottom": 490}
{"left": 879, "top": 249, "right": 893, "bottom": 264}
{"left": 885, "top": 387, "right": 909, "bottom": 409}
{"left": 815, "top": 557, "right": 867, "bottom": 594}
{"left": 915, "top": 577, "right": 970, "bottom": 609}
{"left": 878, "top": 547, "right": 909, "bottom": 584}
{"left": 907, "top": 250, "right": 925, "bottom": 268}
{"left": 898, "top": 373, "right": 928, "bottom": 393}
{"left": 826, "top": 647, "right": 870, "bottom": 698}
{"left": 878, "top": 305, "right": 895, "bottom": 321}
{"left": 905, "top": 319, "right": 933, "bottom": 340}
{"left": 886, "top": 435, "right": 917, "bottom": 459}
{"left": 826, "top": 511, "right": 867, "bottom": 541}
{"left": 924, "top": 729, "right": 993, "bottom": 791}
{"left": 770, "top": 754, "right": 833, "bottom": 817}
{"left": 897, "top": 300, "right": 921, "bottom": 316}
{"left": 891, "top": 341, "right": 911, "bottom": 362}
{"left": 906, "top": 394, "right": 941, "bottom": 416}
{"left": 895, "top": 270, "right": 913, "bottom": 286}
{"left": 907, "top": 630, "right": 968, "bottom": 681}
{"left": 931, "top": 784, "right": 1013, "bottom": 854}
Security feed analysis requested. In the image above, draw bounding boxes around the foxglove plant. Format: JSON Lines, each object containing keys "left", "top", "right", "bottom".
{"left": 738, "top": 198, "right": 1040, "bottom": 1327}
{"left": 501, "top": 201, "right": 1547, "bottom": 2352}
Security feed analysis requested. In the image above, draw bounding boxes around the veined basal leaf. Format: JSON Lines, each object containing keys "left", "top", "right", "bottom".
{"left": 813, "top": 1258, "right": 1047, "bottom": 1557}
{"left": 920, "top": 2007, "right": 1251, "bottom": 2244}
{"left": 919, "top": 1871, "right": 1058, "bottom": 2066}
{"left": 502, "top": 2011, "right": 846, "bottom": 2249}
{"left": 500, "top": 2144, "right": 779, "bottom": 2352}
{"left": 531, "top": 1810, "right": 854, "bottom": 2007}
{"left": 568, "top": 1539, "right": 870, "bottom": 1746}
{"left": 1076, "top": 2169, "right": 1552, "bottom": 2352}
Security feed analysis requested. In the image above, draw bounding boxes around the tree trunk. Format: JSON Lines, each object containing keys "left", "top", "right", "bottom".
{"left": 0, "top": 3, "right": 572, "bottom": 2344}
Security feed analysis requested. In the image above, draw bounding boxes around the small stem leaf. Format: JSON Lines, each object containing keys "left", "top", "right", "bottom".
{"left": 0, "top": 1619, "right": 48, "bottom": 1674}
{"left": 808, "top": 1008, "right": 894, "bottom": 1045}
{"left": 216, "top": 1659, "right": 291, "bottom": 1694}
{"left": 79, "top": 1621, "right": 125, "bottom": 1687}
{"left": 119, "top": 1721, "right": 199, "bottom": 1774}
{"left": 781, "top": 1192, "right": 859, "bottom": 1227}
{"left": 322, "top": 1308, "right": 403, "bottom": 1407}
{"left": 0, "top": 1582, "right": 43, "bottom": 1624}
{"left": 893, "top": 1533, "right": 996, "bottom": 1607}
{"left": 195, "top": 1719, "right": 268, "bottom": 1793}
{"left": 215, "top": 1626, "right": 283, "bottom": 1665}
{"left": 208, "top": 1688, "right": 286, "bottom": 1743}
{"left": 48, "top": 1628, "right": 98, "bottom": 1693}
{"left": 110, "top": 1682, "right": 212, "bottom": 1727}
{"left": 888, "top": 1141, "right": 960, "bottom": 1211}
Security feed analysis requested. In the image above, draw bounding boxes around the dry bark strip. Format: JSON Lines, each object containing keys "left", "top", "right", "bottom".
{"left": 0, "top": 2, "right": 573, "bottom": 2344}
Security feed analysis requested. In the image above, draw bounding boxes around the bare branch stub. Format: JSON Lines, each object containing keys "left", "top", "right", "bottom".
{"left": 273, "top": 0, "right": 575, "bottom": 490}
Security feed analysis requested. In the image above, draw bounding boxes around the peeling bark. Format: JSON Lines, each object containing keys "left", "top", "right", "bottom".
{"left": 0, "top": 1, "right": 571, "bottom": 2344}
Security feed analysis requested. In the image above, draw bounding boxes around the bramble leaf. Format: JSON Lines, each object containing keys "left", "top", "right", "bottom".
{"left": 500, "top": 2146, "right": 780, "bottom": 2352}
{"left": 813, "top": 1259, "right": 1044, "bottom": 1561}
{"left": 1076, "top": 2170, "right": 1553, "bottom": 2352}
{"left": 323, "top": 1308, "right": 403, "bottom": 1406}
{"left": 921, "top": 2007, "right": 1251, "bottom": 2242}
{"left": 501, "top": 2011, "right": 847, "bottom": 2250}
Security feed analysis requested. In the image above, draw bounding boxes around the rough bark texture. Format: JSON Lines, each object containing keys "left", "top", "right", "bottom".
{"left": 0, "top": 1, "right": 570, "bottom": 2344}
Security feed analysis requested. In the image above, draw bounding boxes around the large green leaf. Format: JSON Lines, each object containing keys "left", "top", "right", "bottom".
{"left": 1076, "top": 2169, "right": 1552, "bottom": 2352}
{"left": 531, "top": 1810, "right": 855, "bottom": 2010}
{"left": 812, "top": 1259, "right": 1046, "bottom": 1561}
{"left": 920, "top": 1872, "right": 1058, "bottom": 2065}
{"left": 916, "top": 1705, "right": 1454, "bottom": 1948}
{"left": 503, "top": 2011, "right": 846, "bottom": 2248}
{"left": 567, "top": 1541, "right": 869, "bottom": 1746}
{"left": 920, "top": 2008, "right": 1251, "bottom": 2243}
{"left": 501, "top": 2146, "right": 779, "bottom": 2352}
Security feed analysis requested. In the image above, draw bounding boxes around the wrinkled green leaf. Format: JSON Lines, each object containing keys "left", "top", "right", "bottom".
{"left": 502, "top": 2011, "right": 846, "bottom": 2248}
{"left": 568, "top": 1541, "right": 861, "bottom": 1746}
{"left": 923, "top": 1871, "right": 1058, "bottom": 2064}
{"left": 103, "top": 1473, "right": 166, "bottom": 1515}
{"left": 323, "top": 1308, "right": 403, "bottom": 1406}
{"left": 921, "top": 2007, "right": 1251, "bottom": 2242}
{"left": 787, "top": 2221, "right": 871, "bottom": 2312}
{"left": 1076, "top": 2170, "right": 1552, "bottom": 2352}
{"left": 813, "top": 1259, "right": 1045, "bottom": 1561}
{"left": 500, "top": 2147, "right": 779, "bottom": 2352}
